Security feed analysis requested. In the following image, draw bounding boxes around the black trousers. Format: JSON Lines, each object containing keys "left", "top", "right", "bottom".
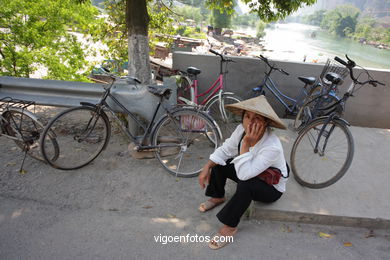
{"left": 205, "top": 160, "right": 282, "bottom": 228}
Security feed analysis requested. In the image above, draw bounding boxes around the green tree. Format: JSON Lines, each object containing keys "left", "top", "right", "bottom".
{"left": 211, "top": 9, "right": 232, "bottom": 34}
{"left": 99, "top": 0, "right": 175, "bottom": 74}
{"left": 256, "top": 20, "right": 267, "bottom": 38}
{"left": 0, "top": 0, "right": 101, "bottom": 80}
{"left": 321, "top": 5, "right": 360, "bottom": 37}
{"left": 206, "top": 0, "right": 317, "bottom": 21}
{"left": 303, "top": 9, "right": 326, "bottom": 26}
{"left": 231, "top": 13, "right": 259, "bottom": 28}
{"left": 173, "top": 5, "right": 203, "bottom": 25}
{"left": 82, "top": 0, "right": 317, "bottom": 84}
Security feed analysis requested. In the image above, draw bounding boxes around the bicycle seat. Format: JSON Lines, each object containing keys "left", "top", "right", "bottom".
{"left": 147, "top": 85, "right": 172, "bottom": 99}
{"left": 298, "top": 76, "right": 316, "bottom": 85}
{"left": 324, "top": 72, "right": 343, "bottom": 85}
{"left": 186, "top": 67, "right": 201, "bottom": 75}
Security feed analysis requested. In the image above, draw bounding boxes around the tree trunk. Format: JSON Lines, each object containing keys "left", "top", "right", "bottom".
{"left": 126, "top": 0, "right": 152, "bottom": 84}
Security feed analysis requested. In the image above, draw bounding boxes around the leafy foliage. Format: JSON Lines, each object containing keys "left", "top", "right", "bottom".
{"left": 256, "top": 20, "right": 267, "bottom": 38}
{"left": 321, "top": 5, "right": 360, "bottom": 37}
{"left": 211, "top": 9, "right": 232, "bottom": 30}
{"left": 98, "top": 0, "right": 177, "bottom": 63}
{"left": 301, "top": 4, "right": 389, "bottom": 45}
{"left": 173, "top": 5, "right": 203, "bottom": 25}
{"left": 206, "top": 0, "right": 317, "bottom": 22}
{"left": 231, "top": 13, "right": 259, "bottom": 28}
{"left": 303, "top": 10, "right": 327, "bottom": 26}
{"left": 0, "top": 0, "right": 102, "bottom": 80}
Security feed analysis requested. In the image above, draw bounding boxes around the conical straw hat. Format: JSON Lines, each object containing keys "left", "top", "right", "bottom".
{"left": 225, "top": 95, "right": 287, "bottom": 129}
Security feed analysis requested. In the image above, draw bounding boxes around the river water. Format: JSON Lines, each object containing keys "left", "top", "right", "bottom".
{"left": 238, "top": 23, "right": 390, "bottom": 70}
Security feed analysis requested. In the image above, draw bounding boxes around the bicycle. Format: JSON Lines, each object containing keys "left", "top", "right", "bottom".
{"left": 290, "top": 55, "right": 385, "bottom": 189}
{"left": 292, "top": 58, "right": 349, "bottom": 131}
{"left": 177, "top": 49, "right": 242, "bottom": 140}
{"left": 0, "top": 97, "right": 58, "bottom": 171}
{"left": 249, "top": 55, "right": 342, "bottom": 131}
{"left": 40, "top": 74, "right": 222, "bottom": 178}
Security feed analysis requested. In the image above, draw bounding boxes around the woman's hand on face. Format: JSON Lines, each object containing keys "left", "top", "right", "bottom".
{"left": 243, "top": 122, "right": 265, "bottom": 147}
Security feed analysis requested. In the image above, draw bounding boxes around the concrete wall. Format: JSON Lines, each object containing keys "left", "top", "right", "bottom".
{"left": 173, "top": 52, "right": 390, "bottom": 129}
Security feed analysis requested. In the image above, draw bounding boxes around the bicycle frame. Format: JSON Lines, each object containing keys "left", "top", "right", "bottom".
{"left": 260, "top": 77, "right": 297, "bottom": 111}
{"left": 95, "top": 88, "right": 169, "bottom": 150}
{"left": 308, "top": 83, "right": 354, "bottom": 153}
{"left": 88, "top": 84, "right": 213, "bottom": 152}
{"left": 194, "top": 74, "right": 224, "bottom": 106}
{"left": 254, "top": 67, "right": 315, "bottom": 115}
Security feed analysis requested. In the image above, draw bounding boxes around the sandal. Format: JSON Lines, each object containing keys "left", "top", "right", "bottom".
{"left": 198, "top": 199, "right": 225, "bottom": 212}
{"left": 208, "top": 229, "right": 237, "bottom": 250}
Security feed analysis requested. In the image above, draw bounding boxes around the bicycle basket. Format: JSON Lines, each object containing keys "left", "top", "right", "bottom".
{"left": 319, "top": 59, "right": 349, "bottom": 86}
{"left": 180, "top": 114, "right": 207, "bottom": 132}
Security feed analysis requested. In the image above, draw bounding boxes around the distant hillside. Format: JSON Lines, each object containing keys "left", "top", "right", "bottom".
{"left": 299, "top": 0, "right": 390, "bottom": 18}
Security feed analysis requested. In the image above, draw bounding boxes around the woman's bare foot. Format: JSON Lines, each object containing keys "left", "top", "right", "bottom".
{"left": 218, "top": 225, "right": 237, "bottom": 237}
{"left": 198, "top": 197, "right": 226, "bottom": 212}
{"left": 209, "top": 225, "right": 237, "bottom": 249}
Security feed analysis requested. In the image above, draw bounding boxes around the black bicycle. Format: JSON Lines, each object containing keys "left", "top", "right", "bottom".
{"left": 0, "top": 97, "right": 59, "bottom": 171}
{"left": 290, "top": 55, "right": 385, "bottom": 188}
{"left": 40, "top": 75, "right": 221, "bottom": 177}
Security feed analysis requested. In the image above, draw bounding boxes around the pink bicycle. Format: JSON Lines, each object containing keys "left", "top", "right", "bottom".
{"left": 177, "top": 49, "right": 242, "bottom": 139}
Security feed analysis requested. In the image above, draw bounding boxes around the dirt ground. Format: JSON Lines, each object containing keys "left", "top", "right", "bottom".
{"left": 0, "top": 105, "right": 236, "bottom": 212}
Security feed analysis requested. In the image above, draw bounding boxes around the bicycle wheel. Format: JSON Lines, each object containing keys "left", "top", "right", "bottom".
{"left": 151, "top": 108, "right": 221, "bottom": 177}
{"left": 290, "top": 118, "right": 354, "bottom": 188}
{"left": 205, "top": 93, "right": 242, "bottom": 140}
{"left": 293, "top": 94, "right": 339, "bottom": 131}
{"left": 2, "top": 109, "right": 59, "bottom": 162}
{"left": 176, "top": 76, "right": 192, "bottom": 104}
{"left": 41, "top": 106, "right": 111, "bottom": 170}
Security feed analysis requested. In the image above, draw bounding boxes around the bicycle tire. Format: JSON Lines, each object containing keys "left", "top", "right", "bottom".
{"left": 290, "top": 118, "right": 354, "bottom": 189}
{"left": 204, "top": 93, "right": 242, "bottom": 140}
{"left": 177, "top": 76, "right": 192, "bottom": 104}
{"left": 151, "top": 108, "right": 221, "bottom": 178}
{"left": 293, "top": 94, "right": 339, "bottom": 132}
{"left": 2, "top": 108, "right": 59, "bottom": 162}
{"left": 40, "top": 106, "right": 111, "bottom": 170}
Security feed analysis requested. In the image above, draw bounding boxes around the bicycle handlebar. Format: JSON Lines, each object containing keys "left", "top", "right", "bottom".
{"left": 258, "top": 55, "right": 289, "bottom": 76}
{"left": 334, "top": 56, "right": 348, "bottom": 67}
{"left": 209, "top": 49, "right": 235, "bottom": 63}
{"left": 334, "top": 55, "right": 385, "bottom": 87}
{"left": 100, "top": 67, "right": 141, "bottom": 84}
{"left": 209, "top": 49, "right": 221, "bottom": 56}
{"left": 279, "top": 68, "right": 290, "bottom": 76}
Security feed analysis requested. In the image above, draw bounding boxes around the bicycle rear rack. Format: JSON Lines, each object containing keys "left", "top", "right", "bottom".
{"left": 0, "top": 97, "right": 35, "bottom": 113}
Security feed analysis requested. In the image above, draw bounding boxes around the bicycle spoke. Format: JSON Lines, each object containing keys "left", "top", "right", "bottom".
{"left": 152, "top": 108, "right": 219, "bottom": 177}
{"left": 291, "top": 119, "right": 354, "bottom": 188}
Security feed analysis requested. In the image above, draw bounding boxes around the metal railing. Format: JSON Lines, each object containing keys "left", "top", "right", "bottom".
{"left": 0, "top": 76, "right": 177, "bottom": 123}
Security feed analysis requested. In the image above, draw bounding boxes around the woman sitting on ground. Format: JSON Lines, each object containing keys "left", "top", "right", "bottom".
{"left": 198, "top": 95, "right": 289, "bottom": 250}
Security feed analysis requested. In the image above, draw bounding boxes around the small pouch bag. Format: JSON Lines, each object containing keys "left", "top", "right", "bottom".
{"left": 258, "top": 167, "right": 283, "bottom": 185}
{"left": 238, "top": 132, "right": 289, "bottom": 186}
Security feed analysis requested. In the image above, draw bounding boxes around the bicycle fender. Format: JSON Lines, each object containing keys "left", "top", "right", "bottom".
{"left": 3, "top": 108, "right": 44, "bottom": 127}
{"left": 313, "top": 116, "right": 351, "bottom": 126}
{"left": 222, "top": 91, "right": 235, "bottom": 95}
{"left": 80, "top": 102, "right": 97, "bottom": 107}
{"left": 334, "top": 117, "right": 350, "bottom": 126}
{"left": 203, "top": 92, "right": 237, "bottom": 109}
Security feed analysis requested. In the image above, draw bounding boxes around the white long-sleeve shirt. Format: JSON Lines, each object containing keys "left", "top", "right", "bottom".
{"left": 209, "top": 124, "right": 288, "bottom": 193}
